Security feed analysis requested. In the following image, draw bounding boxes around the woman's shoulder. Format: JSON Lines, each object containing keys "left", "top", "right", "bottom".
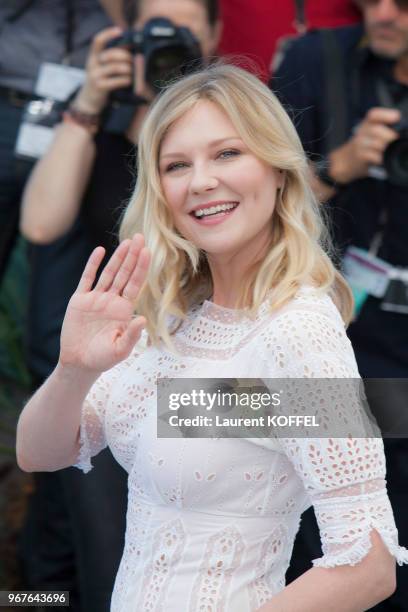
{"left": 269, "top": 284, "right": 345, "bottom": 328}
{"left": 258, "top": 284, "right": 359, "bottom": 376}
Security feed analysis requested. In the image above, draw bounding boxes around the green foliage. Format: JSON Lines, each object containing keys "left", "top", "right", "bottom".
{"left": 0, "top": 239, "right": 32, "bottom": 457}
{"left": 0, "top": 238, "right": 31, "bottom": 388}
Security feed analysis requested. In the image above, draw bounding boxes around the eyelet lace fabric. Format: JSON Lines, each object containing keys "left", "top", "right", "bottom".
{"left": 73, "top": 286, "right": 408, "bottom": 611}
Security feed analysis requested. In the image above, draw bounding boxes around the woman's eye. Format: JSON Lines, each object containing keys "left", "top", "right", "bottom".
{"left": 218, "top": 149, "right": 241, "bottom": 160}
{"left": 165, "top": 161, "right": 188, "bottom": 172}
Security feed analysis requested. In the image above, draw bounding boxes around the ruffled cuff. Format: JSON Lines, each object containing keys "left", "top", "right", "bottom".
{"left": 312, "top": 482, "right": 408, "bottom": 569}
{"left": 312, "top": 524, "right": 408, "bottom": 568}
{"left": 72, "top": 424, "right": 94, "bottom": 474}
{"left": 71, "top": 397, "right": 108, "bottom": 473}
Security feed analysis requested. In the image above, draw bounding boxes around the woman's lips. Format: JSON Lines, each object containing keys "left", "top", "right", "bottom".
{"left": 190, "top": 203, "right": 239, "bottom": 225}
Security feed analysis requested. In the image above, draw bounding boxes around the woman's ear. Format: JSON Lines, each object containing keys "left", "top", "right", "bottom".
{"left": 277, "top": 169, "right": 286, "bottom": 190}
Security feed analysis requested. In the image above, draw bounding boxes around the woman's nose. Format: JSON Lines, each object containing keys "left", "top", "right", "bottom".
{"left": 189, "top": 165, "right": 219, "bottom": 194}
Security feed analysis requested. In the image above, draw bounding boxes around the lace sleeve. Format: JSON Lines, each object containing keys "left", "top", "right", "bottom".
{"left": 281, "top": 437, "right": 408, "bottom": 567}
{"left": 73, "top": 345, "right": 141, "bottom": 474}
{"left": 73, "top": 372, "right": 111, "bottom": 474}
{"left": 259, "top": 290, "right": 408, "bottom": 568}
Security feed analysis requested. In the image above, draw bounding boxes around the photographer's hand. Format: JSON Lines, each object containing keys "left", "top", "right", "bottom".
{"left": 73, "top": 26, "right": 134, "bottom": 115}
{"left": 328, "top": 107, "right": 401, "bottom": 184}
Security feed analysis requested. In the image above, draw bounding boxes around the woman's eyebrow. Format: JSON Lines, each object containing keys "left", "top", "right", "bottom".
{"left": 160, "top": 137, "right": 243, "bottom": 160}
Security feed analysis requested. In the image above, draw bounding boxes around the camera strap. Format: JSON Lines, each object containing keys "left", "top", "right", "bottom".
{"left": 34, "top": 0, "right": 85, "bottom": 101}
{"left": 64, "top": 0, "right": 75, "bottom": 64}
{"left": 123, "top": 0, "right": 137, "bottom": 28}
{"left": 14, "top": 0, "right": 87, "bottom": 161}
{"left": 320, "top": 28, "right": 349, "bottom": 153}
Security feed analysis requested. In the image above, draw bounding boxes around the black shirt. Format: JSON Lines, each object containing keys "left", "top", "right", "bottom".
{"left": 27, "top": 130, "right": 138, "bottom": 379}
{"left": 81, "top": 131, "right": 137, "bottom": 258}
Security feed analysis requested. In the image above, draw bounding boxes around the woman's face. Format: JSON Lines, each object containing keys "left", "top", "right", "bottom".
{"left": 159, "top": 100, "right": 283, "bottom": 262}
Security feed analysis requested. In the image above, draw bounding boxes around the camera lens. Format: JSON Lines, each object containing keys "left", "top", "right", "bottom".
{"left": 147, "top": 46, "right": 188, "bottom": 90}
{"left": 147, "top": 45, "right": 202, "bottom": 92}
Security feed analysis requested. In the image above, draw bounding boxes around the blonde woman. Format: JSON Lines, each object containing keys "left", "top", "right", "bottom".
{"left": 17, "top": 64, "right": 407, "bottom": 611}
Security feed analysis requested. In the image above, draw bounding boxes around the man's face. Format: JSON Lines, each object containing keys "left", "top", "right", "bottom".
{"left": 359, "top": 0, "right": 408, "bottom": 58}
{"left": 133, "top": 0, "right": 220, "bottom": 99}
{"left": 137, "top": 0, "right": 220, "bottom": 59}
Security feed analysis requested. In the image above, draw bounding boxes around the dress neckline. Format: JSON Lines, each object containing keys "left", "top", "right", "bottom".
{"left": 196, "top": 293, "right": 274, "bottom": 325}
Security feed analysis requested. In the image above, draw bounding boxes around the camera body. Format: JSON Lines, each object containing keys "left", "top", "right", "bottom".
{"left": 383, "top": 119, "right": 408, "bottom": 188}
{"left": 106, "top": 16, "right": 202, "bottom": 103}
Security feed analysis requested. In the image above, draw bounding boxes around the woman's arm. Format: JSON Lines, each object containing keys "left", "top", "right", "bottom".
{"left": 19, "top": 121, "right": 96, "bottom": 243}
{"left": 16, "top": 236, "right": 150, "bottom": 472}
{"left": 16, "top": 363, "right": 99, "bottom": 471}
{"left": 257, "top": 529, "right": 395, "bottom": 611}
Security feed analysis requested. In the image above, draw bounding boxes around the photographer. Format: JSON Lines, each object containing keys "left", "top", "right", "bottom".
{"left": 271, "top": 0, "right": 408, "bottom": 608}
{"left": 20, "top": 0, "right": 221, "bottom": 252}
{"left": 0, "top": 0, "right": 109, "bottom": 286}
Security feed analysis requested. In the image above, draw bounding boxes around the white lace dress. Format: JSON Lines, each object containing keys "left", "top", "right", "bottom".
{"left": 74, "top": 286, "right": 408, "bottom": 611}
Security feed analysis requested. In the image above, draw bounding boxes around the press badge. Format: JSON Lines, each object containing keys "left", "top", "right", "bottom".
{"left": 381, "top": 275, "right": 408, "bottom": 314}
{"left": 35, "top": 62, "right": 85, "bottom": 102}
{"left": 343, "top": 247, "right": 391, "bottom": 296}
{"left": 343, "top": 246, "right": 391, "bottom": 315}
{"left": 15, "top": 63, "right": 85, "bottom": 160}
{"left": 15, "top": 99, "right": 61, "bottom": 160}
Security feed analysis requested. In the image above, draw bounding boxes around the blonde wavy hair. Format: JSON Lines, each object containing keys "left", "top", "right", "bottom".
{"left": 120, "top": 62, "right": 353, "bottom": 348}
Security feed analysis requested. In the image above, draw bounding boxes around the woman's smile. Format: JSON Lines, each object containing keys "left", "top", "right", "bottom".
{"left": 189, "top": 200, "right": 240, "bottom": 224}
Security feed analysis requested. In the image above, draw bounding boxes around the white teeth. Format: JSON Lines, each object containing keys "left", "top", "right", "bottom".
{"left": 193, "top": 202, "right": 237, "bottom": 218}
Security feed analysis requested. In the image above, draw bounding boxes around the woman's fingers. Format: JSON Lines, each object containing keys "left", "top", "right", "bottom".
{"left": 115, "top": 315, "right": 147, "bottom": 358}
{"left": 110, "top": 234, "right": 146, "bottom": 295}
{"left": 122, "top": 247, "right": 150, "bottom": 301}
{"left": 89, "top": 234, "right": 148, "bottom": 297}
{"left": 94, "top": 239, "right": 131, "bottom": 291}
{"left": 76, "top": 246, "right": 106, "bottom": 293}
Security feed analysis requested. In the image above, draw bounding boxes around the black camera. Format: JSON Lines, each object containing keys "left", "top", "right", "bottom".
{"left": 383, "top": 119, "right": 408, "bottom": 188}
{"left": 102, "top": 17, "right": 202, "bottom": 133}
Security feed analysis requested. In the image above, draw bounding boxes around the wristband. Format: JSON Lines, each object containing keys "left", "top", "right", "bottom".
{"left": 62, "top": 105, "right": 100, "bottom": 135}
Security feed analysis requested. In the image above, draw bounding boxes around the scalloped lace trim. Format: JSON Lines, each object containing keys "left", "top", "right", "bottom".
{"left": 312, "top": 526, "right": 408, "bottom": 568}
{"left": 73, "top": 427, "right": 93, "bottom": 474}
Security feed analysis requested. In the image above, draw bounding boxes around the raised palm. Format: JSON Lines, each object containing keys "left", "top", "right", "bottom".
{"left": 60, "top": 234, "right": 150, "bottom": 373}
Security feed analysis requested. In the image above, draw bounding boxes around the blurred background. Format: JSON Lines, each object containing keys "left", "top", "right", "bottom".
{"left": 5, "top": 1, "right": 408, "bottom": 611}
